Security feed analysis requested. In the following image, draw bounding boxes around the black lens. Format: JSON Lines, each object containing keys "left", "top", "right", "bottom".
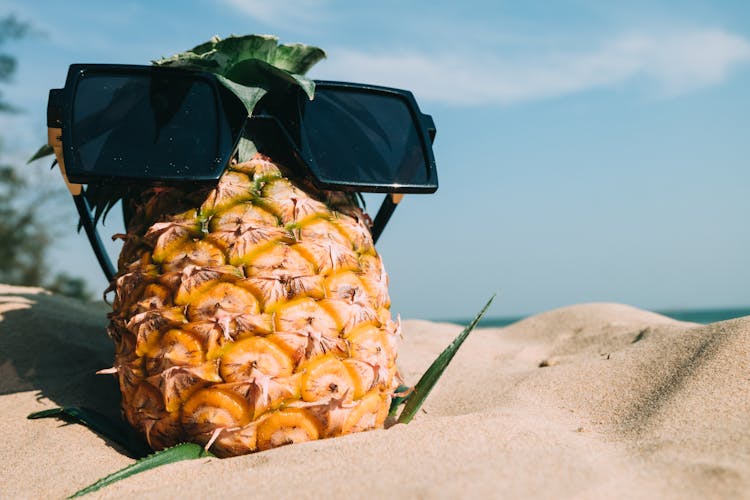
{"left": 299, "top": 87, "right": 431, "bottom": 189}
{"left": 65, "top": 68, "right": 239, "bottom": 183}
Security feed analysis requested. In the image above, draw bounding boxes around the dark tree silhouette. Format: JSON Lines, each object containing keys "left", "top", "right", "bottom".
{"left": 0, "top": 14, "right": 91, "bottom": 299}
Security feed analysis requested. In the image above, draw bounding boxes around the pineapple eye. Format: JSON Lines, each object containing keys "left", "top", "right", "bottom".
{"left": 219, "top": 337, "right": 294, "bottom": 382}
{"left": 300, "top": 355, "right": 355, "bottom": 402}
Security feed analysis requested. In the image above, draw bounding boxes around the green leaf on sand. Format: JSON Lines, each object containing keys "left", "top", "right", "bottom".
{"left": 70, "top": 443, "right": 214, "bottom": 498}
{"left": 395, "top": 294, "right": 496, "bottom": 424}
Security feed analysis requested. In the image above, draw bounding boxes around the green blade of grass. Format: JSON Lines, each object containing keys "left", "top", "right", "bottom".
{"left": 70, "top": 443, "right": 214, "bottom": 498}
{"left": 28, "top": 407, "right": 149, "bottom": 456}
{"left": 397, "top": 294, "right": 496, "bottom": 424}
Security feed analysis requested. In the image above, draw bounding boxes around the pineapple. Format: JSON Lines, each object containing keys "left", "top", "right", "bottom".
{"left": 109, "top": 156, "right": 400, "bottom": 456}
{"left": 104, "top": 37, "right": 402, "bottom": 457}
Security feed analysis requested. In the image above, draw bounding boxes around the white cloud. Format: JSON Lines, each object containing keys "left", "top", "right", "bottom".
{"left": 310, "top": 29, "right": 750, "bottom": 105}
{"left": 217, "top": 0, "right": 328, "bottom": 28}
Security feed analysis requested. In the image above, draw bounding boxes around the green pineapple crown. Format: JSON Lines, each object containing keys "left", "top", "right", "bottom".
{"left": 153, "top": 34, "right": 326, "bottom": 164}
{"left": 154, "top": 34, "right": 326, "bottom": 119}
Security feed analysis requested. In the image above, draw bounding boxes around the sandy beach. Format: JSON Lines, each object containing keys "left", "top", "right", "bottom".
{"left": 1, "top": 283, "right": 748, "bottom": 499}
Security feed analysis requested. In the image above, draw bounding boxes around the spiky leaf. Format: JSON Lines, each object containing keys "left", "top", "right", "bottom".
{"left": 213, "top": 34, "right": 280, "bottom": 69}
{"left": 272, "top": 43, "right": 326, "bottom": 75}
{"left": 154, "top": 34, "right": 323, "bottom": 113}
{"left": 70, "top": 443, "right": 214, "bottom": 498}
{"left": 237, "top": 136, "right": 258, "bottom": 161}
{"left": 155, "top": 34, "right": 325, "bottom": 77}
{"left": 28, "top": 144, "right": 53, "bottom": 163}
{"left": 396, "top": 295, "right": 496, "bottom": 424}
{"left": 224, "top": 58, "right": 315, "bottom": 102}
{"left": 187, "top": 36, "right": 220, "bottom": 56}
{"left": 216, "top": 74, "right": 269, "bottom": 117}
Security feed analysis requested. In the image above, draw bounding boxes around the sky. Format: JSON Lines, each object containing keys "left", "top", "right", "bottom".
{"left": 2, "top": 0, "right": 749, "bottom": 320}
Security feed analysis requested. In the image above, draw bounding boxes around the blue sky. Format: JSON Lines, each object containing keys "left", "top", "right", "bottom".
{"left": 2, "top": 0, "right": 749, "bottom": 320}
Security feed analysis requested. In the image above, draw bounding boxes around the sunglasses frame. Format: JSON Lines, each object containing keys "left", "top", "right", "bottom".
{"left": 249, "top": 79, "right": 438, "bottom": 194}
{"left": 53, "top": 64, "right": 248, "bottom": 186}
{"left": 47, "top": 64, "right": 439, "bottom": 282}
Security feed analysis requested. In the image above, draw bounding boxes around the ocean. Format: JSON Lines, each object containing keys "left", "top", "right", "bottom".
{"left": 443, "top": 307, "right": 750, "bottom": 329}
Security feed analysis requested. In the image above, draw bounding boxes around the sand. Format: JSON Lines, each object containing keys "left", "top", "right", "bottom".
{"left": 1, "top": 283, "right": 749, "bottom": 499}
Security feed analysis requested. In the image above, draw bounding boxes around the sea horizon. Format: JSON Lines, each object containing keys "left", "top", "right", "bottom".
{"left": 439, "top": 306, "right": 750, "bottom": 328}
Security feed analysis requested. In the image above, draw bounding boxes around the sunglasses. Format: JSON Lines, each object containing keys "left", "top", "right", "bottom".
{"left": 47, "top": 64, "right": 438, "bottom": 281}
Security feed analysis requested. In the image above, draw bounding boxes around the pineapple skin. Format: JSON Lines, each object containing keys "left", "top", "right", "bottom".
{"left": 107, "top": 155, "right": 400, "bottom": 456}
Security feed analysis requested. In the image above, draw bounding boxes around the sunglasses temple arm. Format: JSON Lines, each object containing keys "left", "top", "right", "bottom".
{"left": 72, "top": 194, "right": 117, "bottom": 283}
{"left": 48, "top": 121, "right": 116, "bottom": 282}
{"left": 371, "top": 193, "right": 403, "bottom": 244}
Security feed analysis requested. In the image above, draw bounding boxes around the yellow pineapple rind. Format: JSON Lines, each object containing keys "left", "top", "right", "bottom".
{"left": 108, "top": 154, "right": 398, "bottom": 456}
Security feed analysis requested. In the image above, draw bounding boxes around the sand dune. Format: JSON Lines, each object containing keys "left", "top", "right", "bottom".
{"left": 1, "top": 284, "right": 748, "bottom": 498}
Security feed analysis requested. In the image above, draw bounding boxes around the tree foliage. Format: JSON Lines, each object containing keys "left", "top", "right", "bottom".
{"left": 0, "top": 15, "right": 29, "bottom": 112}
{"left": 0, "top": 165, "right": 49, "bottom": 285}
{"left": 0, "top": 14, "right": 91, "bottom": 300}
